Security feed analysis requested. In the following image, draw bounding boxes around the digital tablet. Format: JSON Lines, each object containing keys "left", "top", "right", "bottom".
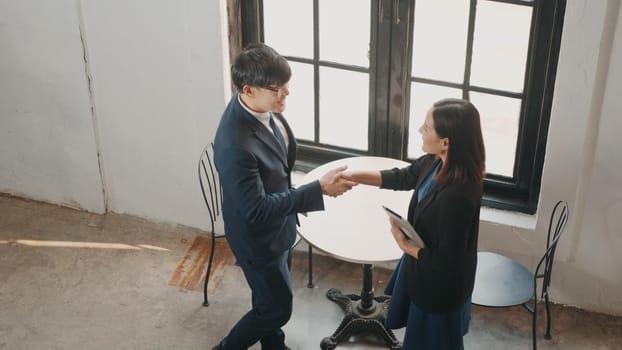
{"left": 382, "top": 205, "right": 426, "bottom": 248}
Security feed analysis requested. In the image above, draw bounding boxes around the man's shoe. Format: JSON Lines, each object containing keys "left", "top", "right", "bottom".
{"left": 211, "top": 345, "right": 222, "bottom": 350}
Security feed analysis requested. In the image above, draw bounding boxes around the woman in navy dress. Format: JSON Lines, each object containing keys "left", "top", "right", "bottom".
{"left": 344, "top": 98, "right": 485, "bottom": 349}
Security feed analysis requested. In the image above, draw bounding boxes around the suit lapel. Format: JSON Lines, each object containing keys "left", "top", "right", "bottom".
{"left": 254, "top": 125, "right": 289, "bottom": 168}
{"left": 272, "top": 112, "right": 297, "bottom": 170}
{"left": 237, "top": 110, "right": 288, "bottom": 169}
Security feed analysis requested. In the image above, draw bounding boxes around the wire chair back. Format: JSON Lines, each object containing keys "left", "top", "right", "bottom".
{"left": 535, "top": 200, "right": 569, "bottom": 299}
{"left": 197, "top": 142, "right": 224, "bottom": 306}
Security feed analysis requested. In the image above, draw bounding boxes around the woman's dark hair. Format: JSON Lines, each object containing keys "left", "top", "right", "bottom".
{"left": 231, "top": 43, "right": 291, "bottom": 91}
{"left": 432, "top": 98, "right": 486, "bottom": 185}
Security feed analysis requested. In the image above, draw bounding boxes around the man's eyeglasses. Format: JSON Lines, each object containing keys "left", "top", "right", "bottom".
{"left": 259, "top": 84, "right": 289, "bottom": 96}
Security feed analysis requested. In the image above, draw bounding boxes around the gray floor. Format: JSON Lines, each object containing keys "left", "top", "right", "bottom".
{"left": 1, "top": 195, "right": 621, "bottom": 350}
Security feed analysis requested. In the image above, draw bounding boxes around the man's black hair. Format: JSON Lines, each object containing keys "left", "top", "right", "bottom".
{"left": 231, "top": 43, "right": 291, "bottom": 91}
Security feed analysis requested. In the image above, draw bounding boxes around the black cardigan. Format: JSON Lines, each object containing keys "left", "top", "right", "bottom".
{"left": 381, "top": 154, "right": 482, "bottom": 313}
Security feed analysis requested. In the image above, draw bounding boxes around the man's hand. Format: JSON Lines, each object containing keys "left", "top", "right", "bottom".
{"left": 319, "top": 165, "right": 358, "bottom": 197}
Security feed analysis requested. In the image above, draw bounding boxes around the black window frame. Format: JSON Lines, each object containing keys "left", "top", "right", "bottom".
{"left": 226, "top": 0, "right": 566, "bottom": 214}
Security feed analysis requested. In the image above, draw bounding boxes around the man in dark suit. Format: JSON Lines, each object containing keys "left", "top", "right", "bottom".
{"left": 212, "top": 43, "right": 355, "bottom": 350}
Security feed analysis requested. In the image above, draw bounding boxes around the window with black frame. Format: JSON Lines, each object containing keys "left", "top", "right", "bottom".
{"left": 227, "top": 0, "right": 565, "bottom": 214}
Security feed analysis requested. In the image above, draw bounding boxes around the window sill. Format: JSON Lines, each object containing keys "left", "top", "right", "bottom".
{"left": 479, "top": 206, "right": 536, "bottom": 230}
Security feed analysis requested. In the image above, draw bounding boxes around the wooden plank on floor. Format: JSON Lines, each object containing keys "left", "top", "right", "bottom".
{"left": 168, "top": 235, "right": 234, "bottom": 294}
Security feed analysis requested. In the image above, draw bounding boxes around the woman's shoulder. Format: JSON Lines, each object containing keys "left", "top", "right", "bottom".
{"left": 411, "top": 153, "right": 439, "bottom": 170}
{"left": 441, "top": 180, "right": 483, "bottom": 202}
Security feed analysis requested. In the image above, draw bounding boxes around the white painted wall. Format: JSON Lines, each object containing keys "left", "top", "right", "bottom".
{"left": 577, "top": 1, "right": 622, "bottom": 312}
{"left": 0, "top": 0, "right": 104, "bottom": 212}
{"left": 78, "top": 0, "right": 229, "bottom": 228}
{"left": 0, "top": 0, "right": 621, "bottom": 315}
{"left": 548, "top": 0, "right": 622, "bottom": 314}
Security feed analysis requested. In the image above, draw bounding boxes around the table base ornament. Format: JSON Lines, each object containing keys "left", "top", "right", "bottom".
{"left": 320, "top": 265, "right": 402, "bottom": 350}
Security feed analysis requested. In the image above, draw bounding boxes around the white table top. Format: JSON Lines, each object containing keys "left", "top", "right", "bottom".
{"left": 298, "top": 156, "right": 413, "bottom": 264}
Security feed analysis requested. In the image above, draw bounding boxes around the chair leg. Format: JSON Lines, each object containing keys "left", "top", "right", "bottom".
{"left": 307, "top": 244, "right": 315, "bottom": 288}
{"left": 544, "top": 293, "right": 552, "bottom": 339}
{"left": 203, "top": 232, "right": 216, "bottom": 307}
{"left": 532, "top": 297, "right": 538, "bottom": 350}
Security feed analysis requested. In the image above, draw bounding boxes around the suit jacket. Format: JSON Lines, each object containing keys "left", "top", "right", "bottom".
{"left": 213, "top": 94, "right": 325, "bottom": 262}
{"left": 381, "top": 154, "right": 482, "bottom": 313}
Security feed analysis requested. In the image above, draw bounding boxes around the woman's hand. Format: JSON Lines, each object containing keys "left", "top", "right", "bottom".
{"left": 389, "top": 218, "right": 420, "bottom": 259}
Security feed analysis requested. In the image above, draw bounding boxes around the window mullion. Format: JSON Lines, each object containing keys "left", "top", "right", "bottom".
{"left": 370, "top": 0, "right": 394, "bottom": 156}
{"left": 313, "top": 0, "right": 320, "bottom": 144}
{"left": 463, "top": 0, "right": 477, "bottom": 100}
{"left": 385, "top": 0, "right": 413, "bottom": 159}
{"left": 242, "top": 0, "right": 262, "bottom": 45}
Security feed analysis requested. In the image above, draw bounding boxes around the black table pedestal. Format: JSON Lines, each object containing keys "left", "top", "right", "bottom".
{"left": 320, "top": 264, "right": 402, "bottom": 350}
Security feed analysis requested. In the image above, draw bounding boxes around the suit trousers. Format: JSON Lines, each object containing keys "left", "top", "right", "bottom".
{"left": 219, "top": 249, "right": 293, "bottom": 350}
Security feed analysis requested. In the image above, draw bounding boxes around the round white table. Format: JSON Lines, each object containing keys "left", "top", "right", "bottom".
{"left": 298, "top": 156, "right": 413, "bottom": 350}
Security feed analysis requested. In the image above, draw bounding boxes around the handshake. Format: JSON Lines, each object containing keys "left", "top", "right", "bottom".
{"left": 319, "top": 165, "right": 358, "bottom": 198}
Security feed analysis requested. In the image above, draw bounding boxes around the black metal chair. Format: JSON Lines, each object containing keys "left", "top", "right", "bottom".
{"left": 198, "top": 142, "right": 315, "bottom": 306}
{"left": 472, "top": 200, "right": 569, "bottom": 349}
{"left": 198, "top": 142, "right": 224, "bottom": 307}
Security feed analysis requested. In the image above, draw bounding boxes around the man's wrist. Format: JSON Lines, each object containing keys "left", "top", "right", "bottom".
{"left": 319, "top": 179, "right": 330, "bottom": 195}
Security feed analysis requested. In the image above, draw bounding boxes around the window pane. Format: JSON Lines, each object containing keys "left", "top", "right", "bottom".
{"left": 470, "top": 92, "right": 520, "bottom": 177}
{"left": 407, "top": 83, "right": 462, "bottom": 158}
{"left": 319, "top": 0, "right": 370, "bottom": 67}
{"left": 319, "top": 67, "right": 368, "bottom": 150}
{"left": 264, "top": 0, "right": 313, "bottom": 58}
{"left": 471, "top": 2, "right": 532, "bottom": 92}
{"left": 285, "top": 62, "right": 314, "bottom": 141}
{"left": 411, "top": 0, "right": 469, "bottom": 83}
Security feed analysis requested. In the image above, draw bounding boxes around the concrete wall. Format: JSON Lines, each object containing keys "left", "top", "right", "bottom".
{"left": 0, "top": 0, "right": 104, "bottom": 212}
{"left": 79, "top": 0, "right": 229, "bottom": 228}
{"left": 0, "top": 0, "right": 621, "bottom": 315}
{"left": 0, "top": 0, "right": 229, "bottom": 226}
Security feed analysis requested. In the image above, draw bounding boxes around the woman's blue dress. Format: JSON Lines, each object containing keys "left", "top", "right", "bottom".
{"left": 384, "top": 162, "right": 471, "bottom": 349}
{"left": 384, "top": 256, "right": 471, "bottom": 349}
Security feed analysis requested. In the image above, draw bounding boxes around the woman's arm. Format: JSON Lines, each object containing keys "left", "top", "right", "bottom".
{"left": 342, "top": 171, "right": 382, "bottom": 187}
